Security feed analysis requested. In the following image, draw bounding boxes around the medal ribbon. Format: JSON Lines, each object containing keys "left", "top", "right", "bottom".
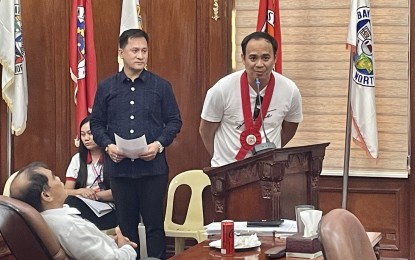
{"left": 235, "top": 72, "right": 275, "bottom": 160}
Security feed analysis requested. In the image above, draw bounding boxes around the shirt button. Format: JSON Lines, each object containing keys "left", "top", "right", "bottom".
{"left": 131, "top": 87, "right": 135, "bottom": 91}
{"left": 130, "top": 115, "right": 135, "bottom": 120}
{"left": 130, "top": 129, "right": 134, "bottom": 133}
{"left": 130, "top": 100, "right": 135, "bottom": 105}
{"left": 131, "top": 159, "right": 135, "bottom": 162}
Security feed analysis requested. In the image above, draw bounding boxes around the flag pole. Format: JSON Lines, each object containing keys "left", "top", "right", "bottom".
{"left": 6, "top": 109, "right": 12, "bottom": 177}
{"left": 341, "top": 51, "right": 355, "bottom": 209}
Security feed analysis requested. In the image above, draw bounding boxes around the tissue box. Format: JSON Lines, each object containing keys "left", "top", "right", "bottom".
{"left": 286, "top": 233, "right": 322, "bottom": 254}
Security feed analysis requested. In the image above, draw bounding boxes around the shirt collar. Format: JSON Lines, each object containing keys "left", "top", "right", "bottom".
{"left": 119, "top": 69, "right": 149, "bottom": 83}
{"left": 86, "top": 151, "right": 104, "bottom": 164}
{"left": 41, "top": 205, "right": 81, "bottom": 216}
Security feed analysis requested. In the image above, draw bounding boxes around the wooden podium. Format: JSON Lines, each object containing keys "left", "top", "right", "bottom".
{"left": 203, "top": 143, "right": 329, "bottom": 221}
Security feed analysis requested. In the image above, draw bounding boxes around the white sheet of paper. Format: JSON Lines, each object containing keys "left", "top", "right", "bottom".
{"left": 115, "top": 133, "right": 148, "bottom": 159}
{"left": 204, "top": 219, "right": 298, "bottom": 236}
{"left": 75, "top": 196, "right": 113, "bottom": 217}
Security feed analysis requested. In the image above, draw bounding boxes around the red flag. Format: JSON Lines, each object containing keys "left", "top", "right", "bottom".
{"left": 256, "top": 0, "right": 282, "bottom": 73}
{"left": 69, "top": 0, "right": 97, "bottom": 144}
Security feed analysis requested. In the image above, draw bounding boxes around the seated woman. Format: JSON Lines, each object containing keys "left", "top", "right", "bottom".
{"left": 64, "top": 115, "right": 117, "bottom": 230}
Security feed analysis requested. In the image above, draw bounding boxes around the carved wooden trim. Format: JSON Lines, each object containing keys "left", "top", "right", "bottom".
{"left": 205, "top": 143, "right": 329, "bottom": 221}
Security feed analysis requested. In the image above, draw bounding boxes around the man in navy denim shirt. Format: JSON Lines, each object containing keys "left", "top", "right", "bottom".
{"left": 90, "top": 29, "right": 182, "bottom": 260}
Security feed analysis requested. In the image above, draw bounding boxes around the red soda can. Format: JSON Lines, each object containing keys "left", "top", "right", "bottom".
{"left": 221, "top": 220, "right": 234, "bottom": 255}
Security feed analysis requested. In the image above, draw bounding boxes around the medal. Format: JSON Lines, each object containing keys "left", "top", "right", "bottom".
{"left": 235, "top": 72, "right": 275, "bottom": 161}
{"left": 239, "top": 127, "right": 261, "bottom": 153}
{"left": 246, "top": 134, "right": 257, "bottom": 145}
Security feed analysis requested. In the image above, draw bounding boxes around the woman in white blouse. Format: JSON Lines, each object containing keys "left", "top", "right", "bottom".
{"left": 64, "top": 115, "right": 117, "bottom": 230}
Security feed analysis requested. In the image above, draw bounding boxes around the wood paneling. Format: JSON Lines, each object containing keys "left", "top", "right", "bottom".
{"left": 319, "top": 176, "right": 409, "bottom": 258}
{"left": 91, "top": 0, "right": 121, "bottom": 81}
{"left": 141, "top": 0, "right": 232, "bottom": 177}
{"left": 10, "top": 0, "right": 72, "bottom": 176}
{"left": 140, "top": 0, "right": 232, "bottom": 224}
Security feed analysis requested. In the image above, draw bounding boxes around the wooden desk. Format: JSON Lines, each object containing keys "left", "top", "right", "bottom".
{"left": 168, "top": 232, "right": 381, "bottom": 260}
{"left": 168, "top": 236, "right": 323, "bottom": 260}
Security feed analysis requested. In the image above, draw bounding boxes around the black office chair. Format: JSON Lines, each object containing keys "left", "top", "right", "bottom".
{"left": 0, "top": 195, "right": 68, "bottom": 260}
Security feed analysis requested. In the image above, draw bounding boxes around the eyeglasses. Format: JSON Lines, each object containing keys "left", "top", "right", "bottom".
{"left": 253, "top": 95, "right": 263, "bottom": 120}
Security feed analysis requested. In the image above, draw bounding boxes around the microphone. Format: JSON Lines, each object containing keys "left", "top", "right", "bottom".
{"left": 253, "top": 78, "right": 276, "bottom": 154}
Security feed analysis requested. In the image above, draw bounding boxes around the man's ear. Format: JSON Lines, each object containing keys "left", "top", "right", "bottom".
{"left": 118, "top": 48, "right": 123, "bottom": 59}
{"left": 41, "top": 190, "right": 53, "bottom": 202}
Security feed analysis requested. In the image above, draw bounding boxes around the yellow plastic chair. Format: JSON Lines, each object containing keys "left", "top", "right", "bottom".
{"left": 164, "top": 170, "right": 211, "bottom": 254}
{"left": 3, "top": 171, "right": 18, "bottom": 196}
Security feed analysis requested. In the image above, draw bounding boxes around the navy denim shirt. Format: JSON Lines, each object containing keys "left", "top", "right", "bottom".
{"left": 90, "top": 69, "right": 182, "bottom": 178}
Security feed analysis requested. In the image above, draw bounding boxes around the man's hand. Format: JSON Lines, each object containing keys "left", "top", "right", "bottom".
{"left": 107, "top": 144, "right": 125, "bottom": 163}
{"left": 138, "top": 142, "right": 159, "bottom": 161}
{"left": 114, "top": 227, "right": 138, "bottom": 248}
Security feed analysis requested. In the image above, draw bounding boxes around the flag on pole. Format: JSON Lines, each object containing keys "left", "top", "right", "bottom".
{"left": 0, "top": 0, "right": 28, "bottom": 136}
{"left": 118, "top": 0, "right": 142, "bottom": 71}
{"left": 346, "top": 0, "right": 378, "bottom": 158}
{"left": 69, "top": 0, "right": 97, "bottom": 145}
{"left": 256, "top": 0, "right": 282, "bottom": 73}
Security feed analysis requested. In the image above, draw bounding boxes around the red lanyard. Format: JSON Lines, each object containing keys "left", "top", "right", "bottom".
{"left": 91, "top": 162, "right": 103, "bottom": 183}
{"left": 235, "top": 72, "right": 275, "bottom": 160}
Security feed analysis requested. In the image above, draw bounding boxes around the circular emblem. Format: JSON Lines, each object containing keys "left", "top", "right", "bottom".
{"left": 246, "top": 134, "right": 257, "bottom": 146}
{"left": 239, "top": 128, "right": 261, "bottom": 151}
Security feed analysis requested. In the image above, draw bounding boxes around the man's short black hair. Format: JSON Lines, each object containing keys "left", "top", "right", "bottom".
{"left": 119, "top": 29, "right": 149, "bottom": 49}
{"left": 241, "top": 31, "right": 278, "bottom": 56}
{"left": 10, "top": 162, "right": 50, "bottom": 212}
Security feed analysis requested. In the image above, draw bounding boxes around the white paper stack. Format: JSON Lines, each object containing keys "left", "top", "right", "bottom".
{"left": 204, "top": 219, "right": 298, "bottom": 236}
{"left": 76, "top": 196, "right": 114, "bottom": 217}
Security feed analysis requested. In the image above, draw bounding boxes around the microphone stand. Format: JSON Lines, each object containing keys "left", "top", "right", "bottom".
{"left": 253, "top": 78, "right": 279, "bottom": 224}
{"left": 253, "top": 78, "right": 276, "bottom": 154}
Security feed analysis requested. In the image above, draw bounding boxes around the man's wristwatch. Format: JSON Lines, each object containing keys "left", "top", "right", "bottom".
{"left": 155, "top": 141, "right": 164, "bottom": 153}
{"left": 105, "top": 144, "right": 111, "bottom": 153}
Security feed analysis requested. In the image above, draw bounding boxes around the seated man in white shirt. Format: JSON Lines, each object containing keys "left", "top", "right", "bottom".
{"left": 9, "top": 161, "right": 137, "bottom": 260}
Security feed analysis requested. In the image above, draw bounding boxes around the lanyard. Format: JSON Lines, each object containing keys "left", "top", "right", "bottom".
{"left": 91, "top": 162, "right": 103, "bottom": 183}
{"left": 235, "top": 72, "right": 275, "bottom": 161}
